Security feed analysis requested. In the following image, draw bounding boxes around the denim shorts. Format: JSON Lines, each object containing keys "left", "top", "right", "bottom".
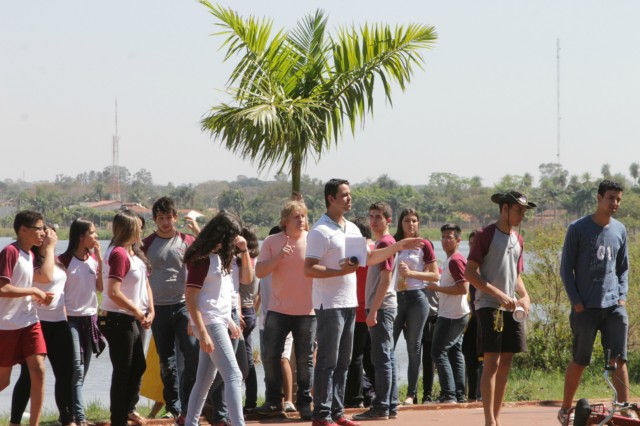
{"left": 570, "top": 304, "right": 628, "bottom": 366}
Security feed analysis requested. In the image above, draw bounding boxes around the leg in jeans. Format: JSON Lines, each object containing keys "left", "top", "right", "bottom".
{"left": 369, "top": 309, "right": 397, "bottom": 413}
{"left": 68, "top": 316, "right": 93, "bottom": 422}
{"left": 421, "top": 315, "right": 437, "bottom": 401}
{"left": 173, "top": 303, "right": 200, "bottom": 417}
{"left": 394, "top": 290, "right": 428, "bottom": 400}
{"left": 431, "top": 315, "right": 469, "bottom": 401}
{"left": 332, "top": 309, "right": 355, "bottom": 419}
{"left": 151, "top": 305, "right": 180, "bottom": 416}
{"left": 345, "top": 321, "right": 368, "bottom": 407}
{"left": 186, "top": 346, "right": 217, "bottom": 426}
{"left": 291, "top": 314, "right": 317, "bottom": 410}
{"left": 313, "top": 307, "right": 355, "bottom": 421}
{"left": 263, "top": 311, "right": 292, "bottom": 406}
{"left": 208, "top": 309, "right": 241, "bottom": 423}
{"left": 362, "top": 331, "right": 376, "bottom": 405}
{"left": 186, "top": 323, "right": 245, "bottom": 426}
{"left": 241, "top": 306, "right": 257, "bottom": 409}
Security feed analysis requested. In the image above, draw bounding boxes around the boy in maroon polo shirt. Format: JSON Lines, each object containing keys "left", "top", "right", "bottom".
{"left": 0, "top": 210, "right": 57, "bottom": 426}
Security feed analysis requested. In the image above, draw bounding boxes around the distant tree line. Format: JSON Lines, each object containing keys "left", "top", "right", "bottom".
{"left": 1, "top": 162, "right": 640, "bottom": 236}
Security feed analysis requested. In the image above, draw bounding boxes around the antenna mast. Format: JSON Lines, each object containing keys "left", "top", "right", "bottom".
{"left": 556, "top": 39, "right": 561, "bottom": 164}
{"left": 111, "top": 99, "right": 121, "bottom": 201}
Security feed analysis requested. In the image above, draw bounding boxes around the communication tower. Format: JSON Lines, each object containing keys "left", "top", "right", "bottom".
{"left": 111, "top": 99, "right": 121, "bottom": 201}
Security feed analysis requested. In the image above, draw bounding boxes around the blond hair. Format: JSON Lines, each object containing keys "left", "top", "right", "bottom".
{"left": 280, "top": 200, "right": 309, "bottom": 230}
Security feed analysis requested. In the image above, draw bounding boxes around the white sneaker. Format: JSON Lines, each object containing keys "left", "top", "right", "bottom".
{"left": 284, "top": 401, "right": 297, "bottom": 413}
{"left": 557, "top": 409, "right": 574, "bottom": 425}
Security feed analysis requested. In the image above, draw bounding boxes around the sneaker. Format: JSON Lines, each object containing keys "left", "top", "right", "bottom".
{"left": 299, "top": 405, "right": 313, "bottom": 421}
{"left": 211, "top": 421, "right": 230, "bottom": 426}
{"left": 334, "top": 415, "right": 361, "bottom": 426}
{"left": 352, "top": 408, "right": 388, "bottom": 421}
{"left": 174, "top": 415, "right": 185, "bottom": 426}
{"left": 311, "top": 419, "right": 334, "bottom": 426}
{"left": 403, "top": 396, "right": 415, "bottom": 405}
{"left": 421, "top": 395, "right": 433, "bottom": 404}
{"left": 557, "top": 408, "right": 574, "bottom": 426}
{"left": 255, "top": 402, "right": 283, "bottom": 416}
{"left": 389, "top": 410, "right": 398, "bottom": 420}
{"left": 430, "top": 397, "right": 457, "bottom": 405}
{"left": 284, "top": 401, "right": 297, "bottom": 413}
{"left": 457, "top": 396, "right": 468, "bottom": 403}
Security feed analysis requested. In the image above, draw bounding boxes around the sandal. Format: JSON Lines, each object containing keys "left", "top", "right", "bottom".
{"left": 128, "top": 411, "right": 147, "bottom": 425}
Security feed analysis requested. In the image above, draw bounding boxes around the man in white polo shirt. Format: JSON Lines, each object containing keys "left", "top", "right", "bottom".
{"left": 305, "top": 179, "right": 422, "bottom": 426}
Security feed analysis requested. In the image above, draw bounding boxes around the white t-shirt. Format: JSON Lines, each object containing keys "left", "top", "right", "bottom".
{"left": 186, "top": 253, "right": 233, "bottom": 326}
{"left": 437, "top": 252, "right": 470, "bottom": 319}
{"left": 100, "top": 246, "right": 148, "bottom": 315}
{"left": 0, "top": 243, "right": 37, "bottom": 330}
{"left": 36, "top": 265, "right": 67, "bottom": 322}
{"left": 305, "top": 214, "right": 361, "bottom": 310}
{"left": 61, "top": 254, "right": 99, "bottom": 316}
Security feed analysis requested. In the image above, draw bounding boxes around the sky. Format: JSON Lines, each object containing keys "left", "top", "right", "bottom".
{"left": 1, "top": 1, "right": 639, "bottom": 188}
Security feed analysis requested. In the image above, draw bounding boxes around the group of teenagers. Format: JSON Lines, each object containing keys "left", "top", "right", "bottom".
{"left": 0, "top": 177, "right": 632, "bottom": 426}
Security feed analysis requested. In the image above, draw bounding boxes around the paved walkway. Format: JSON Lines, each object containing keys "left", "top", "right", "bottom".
{"left": 123, "top": 402, "right": 567, "bottom": 426}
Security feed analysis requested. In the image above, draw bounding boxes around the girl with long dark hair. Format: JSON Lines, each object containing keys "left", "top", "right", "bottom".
{"left": 58, "top": 217, "right": 104, "bottom": 425}
{"left": 184, "top": 211, "right": 246, "bottom": 426}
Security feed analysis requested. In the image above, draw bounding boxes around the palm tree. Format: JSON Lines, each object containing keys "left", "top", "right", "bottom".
{"left": 199, "top": 2, "right": 437, "bottom": 192}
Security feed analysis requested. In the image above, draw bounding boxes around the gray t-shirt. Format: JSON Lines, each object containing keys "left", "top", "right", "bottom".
{"left": 142, "top": 232, "right": 195, "bottom": 306}
{"left": 468, "top": 223, "right": 524, "bottom": 311}
{"left": 365, "top": 234, "right": 397, "bottom": 311}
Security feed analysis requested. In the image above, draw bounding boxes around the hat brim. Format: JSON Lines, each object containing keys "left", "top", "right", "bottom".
{"left": 491, "top": 192, "right": 537, "bottom": 209}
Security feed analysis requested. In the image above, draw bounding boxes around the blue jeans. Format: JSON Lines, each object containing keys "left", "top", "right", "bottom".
{"left": 393, "top": 290, "right": 429, "bottom": 398}
{"left": 151, "top": 302, "right": 200, "bottom": 417}
{"left": 368, "top": 309, "right": 398, "bottom": 413}
{"left": 68, "top": 316, "right": 94, "bottom": 422}
{"left": 313, "top": 307, "right": 355, "bottom": 421}
{"left": 241, "top": 306, "right": 258, "bottom": 409}
{"left": 431, "top": 314, "right": 469, "bottom": 400}
{"left": 263, "top": 311, "right": 316, "bottom": 408}
{"left": 186, "top": 322, "right": 244, "bottom": 426}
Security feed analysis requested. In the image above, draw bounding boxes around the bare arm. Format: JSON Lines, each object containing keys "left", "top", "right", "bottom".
{"left": 107, "top": 277, "right": 146, "bottom": 321}
{"left": 367, "top": 238, "right": 424, "bottom": 266}
{"left": 464, "top": 259, "right": 516, "bottom": 310}
{"left": 141, "top": 278, "right": 154, "bottom": 329}
{"left": 304, "top": 257, "right": 357, "bottom": 278}
{"left": 255, "top": 237, "right": 293, "bottom": 279}
{"left": 366, "top": 269, "right": 392, "bottom": 327}
{"left": 94, "top": 242, "right": 104, "bottom": 293}
{"left": 0, "top": 279, "right": 48, "bottom": 303}
{"left": 33, "top": 229, "right": 57, "bottom": 283}
{"left": 234, "top": 236, "right": 254, "bottom": 284}
{"left": 186, "top": 286, "right": 214, "bottom": 352}
{"left": 401, "top": 260, "right": 440, "bottom": 283}
{"left": 515, "top": 274, "right": 531, "bottom": 314}
{"left": 426, "top": 280, "right": 468, "bottom": 295}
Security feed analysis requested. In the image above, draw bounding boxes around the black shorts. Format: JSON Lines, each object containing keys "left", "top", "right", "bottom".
{"left": 476, "top": 307, "right": 527, "bottom": 354}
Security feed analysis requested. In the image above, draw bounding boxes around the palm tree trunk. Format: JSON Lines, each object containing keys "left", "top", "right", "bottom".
{"left": 291, "top": 154, "right": 302, "bottom": 194}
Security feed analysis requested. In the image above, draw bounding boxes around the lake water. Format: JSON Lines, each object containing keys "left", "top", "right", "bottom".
{"left": 0, "top": 237, "right": 467, "bottom": 414}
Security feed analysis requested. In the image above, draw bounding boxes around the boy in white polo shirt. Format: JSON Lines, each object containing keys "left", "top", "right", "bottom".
{"left": 0, "top": 210, "right": 57, "bottom": 426}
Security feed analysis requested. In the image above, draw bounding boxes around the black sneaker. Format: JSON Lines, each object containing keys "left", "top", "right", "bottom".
{"left": 299, "top": 405, "right": 312, "bottom": 421}
{"left": 389, "top": 410, "right": 398, "bottom": 420}
{"left": 352, "top": 408, "right": 389, "bottom": 421}
{"left": 255, "top": 402, "right": 283, "bottom": 416}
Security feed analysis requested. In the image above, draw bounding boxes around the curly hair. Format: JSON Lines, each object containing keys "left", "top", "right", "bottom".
{"left": 183, "top": 211, "right": 243, "bottom": 274}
